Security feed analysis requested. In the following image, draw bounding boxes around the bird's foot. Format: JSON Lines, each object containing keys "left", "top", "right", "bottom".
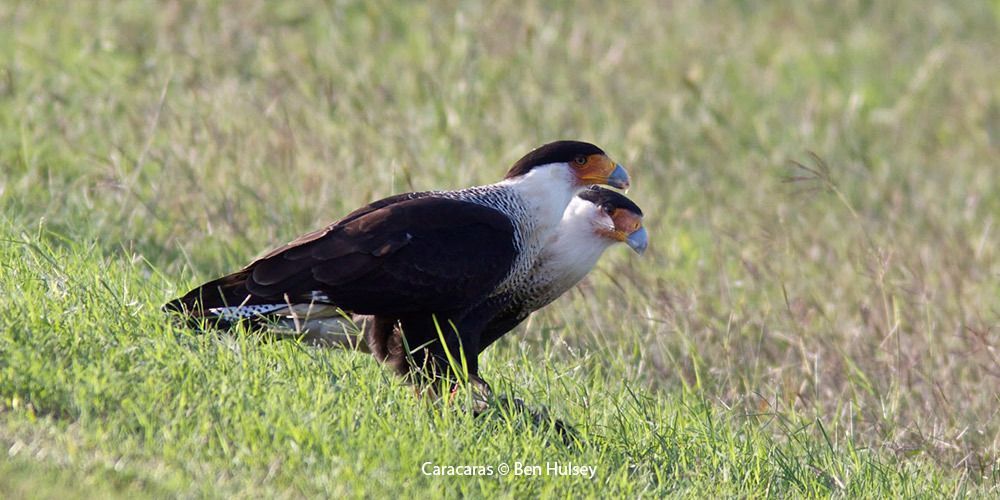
{"left": 448, "top": 376, "right": 491, "bottom": 413}
{"left": 489, "top": 394, "right": 582, "bottom": 447}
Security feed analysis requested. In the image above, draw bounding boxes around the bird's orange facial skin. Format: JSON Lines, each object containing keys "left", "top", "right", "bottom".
{"left": 597, "top": 209, "right": 644, "bottom": 242}
{"left": 573, "top": 154, "right": 629, "bottom": 189}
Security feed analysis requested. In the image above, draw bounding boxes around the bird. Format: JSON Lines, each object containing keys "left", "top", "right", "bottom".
{"left": 164, "top": 141, "right": 630, "bottom": 393}
{"left": 268, "top": 187, "right": 647, "bottom": 393}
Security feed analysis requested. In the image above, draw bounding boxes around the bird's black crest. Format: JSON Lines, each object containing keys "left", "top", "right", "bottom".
{"left": 577, "top": 186, "right": 643, "bottom": 216}
{"left": 504, "top": 141, "right": 606, "bottom": 179}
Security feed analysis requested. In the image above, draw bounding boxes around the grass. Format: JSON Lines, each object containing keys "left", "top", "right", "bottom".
{"left": 1, "top": 0, "right": 998, "bottom": 496}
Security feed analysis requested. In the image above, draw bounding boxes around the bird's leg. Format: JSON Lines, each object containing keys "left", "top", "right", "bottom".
{"left": 454, "top": 346, "right": 491, "bottom": 412}
{"left": 366, "top": 317, "right": 401, "bottom": 363}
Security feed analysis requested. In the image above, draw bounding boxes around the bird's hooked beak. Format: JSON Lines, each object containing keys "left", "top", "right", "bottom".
{"left": 625, "top": 226, "right": 648, "bottom": 255}
{"left": 576, "top": 154, "right": 631, "bottom": 191}
{"left": 607, "top": 208, "right": 647, "bottom": 255}
{"left": 606, "top": 164, "right": 630, "bottom": 191}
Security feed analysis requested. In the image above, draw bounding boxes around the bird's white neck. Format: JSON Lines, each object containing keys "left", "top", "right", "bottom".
{"left": 544, "top": 198, "right": 616, "bottom": 286}
{"left": 497, "top": 163, "right": 580, "bottom": 235}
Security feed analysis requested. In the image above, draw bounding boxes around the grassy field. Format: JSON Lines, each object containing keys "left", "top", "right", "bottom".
{"left": 2, "top": 0, "right": 998, "bottom": 497}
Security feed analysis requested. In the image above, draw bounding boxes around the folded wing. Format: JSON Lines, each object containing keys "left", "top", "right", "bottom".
{"left": 166, "top": 197, "right": 517, "bottom": 319}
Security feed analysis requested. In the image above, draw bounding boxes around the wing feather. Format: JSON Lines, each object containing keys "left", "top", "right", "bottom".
{"left": 173, "top": 195, "right": 517, "bottom": 318}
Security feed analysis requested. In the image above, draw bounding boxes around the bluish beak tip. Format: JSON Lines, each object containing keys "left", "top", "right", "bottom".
{"left": 607, "top": 164, "right": 630, "bottom": 190}
{"left": 626, "top": 226, "right": 648, "bottom": 255}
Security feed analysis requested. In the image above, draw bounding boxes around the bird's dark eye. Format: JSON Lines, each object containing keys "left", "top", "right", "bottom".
{"left": 602, "top": 205, "right": 614, "bottom": 215}
{"left": 574, "top": 155, "right": 587, "bottom": 165}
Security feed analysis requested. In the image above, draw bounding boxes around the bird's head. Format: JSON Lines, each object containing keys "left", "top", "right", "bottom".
{"left": 504, "top": 141, "right": 630, "bottom": 190}
{"left": 576, "top": 187, "right": 647, "bottom": 254}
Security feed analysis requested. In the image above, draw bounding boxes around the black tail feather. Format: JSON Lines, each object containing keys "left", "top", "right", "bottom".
{"left": 162, "top": 270, "right": 256, "bottom": 317}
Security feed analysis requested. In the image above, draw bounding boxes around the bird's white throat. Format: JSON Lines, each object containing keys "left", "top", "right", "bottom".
{"left": 546, "top": 199, "right": 616, "bottom": 285}
{"left": 499, "top": 162, "right": 580, "bottom": 235}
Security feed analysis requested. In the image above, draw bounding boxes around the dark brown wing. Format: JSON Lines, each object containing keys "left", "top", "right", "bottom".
{"left": 166, "top": 196, "right": 517, "bottom": 317}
